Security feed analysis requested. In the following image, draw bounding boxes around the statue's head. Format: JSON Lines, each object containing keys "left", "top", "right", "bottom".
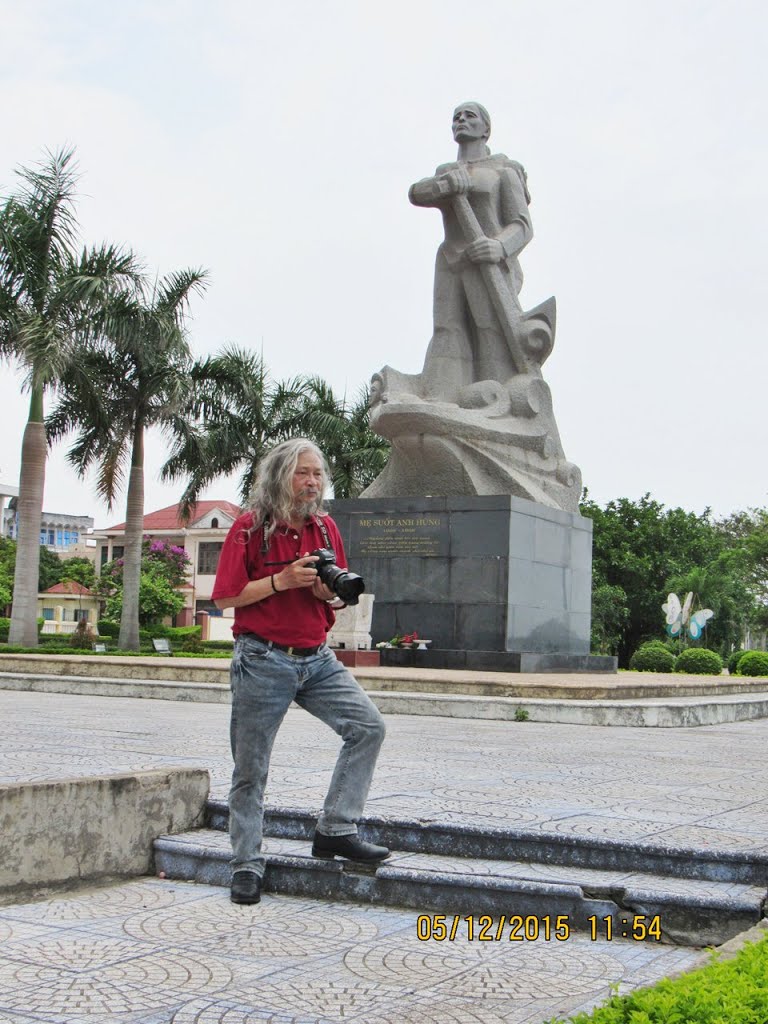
{"left": 452, "top": 102, "right": 491, "bottom": 144}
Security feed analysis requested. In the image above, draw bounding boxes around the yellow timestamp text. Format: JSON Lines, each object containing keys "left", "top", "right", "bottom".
{"left": 415, "top": 913, "right": 662, "bottom": 942}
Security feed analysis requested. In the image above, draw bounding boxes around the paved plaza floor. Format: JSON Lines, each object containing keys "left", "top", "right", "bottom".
{"left": 0, "top": 877, "right": 703, "bottom": 1024}
{"left": 1, "top": 688, "right": 767, "bottom": 1022}
{"left": 3, "top": 689, "right": 768, "bottom": 852}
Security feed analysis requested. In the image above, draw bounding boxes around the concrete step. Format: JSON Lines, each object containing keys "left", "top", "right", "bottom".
{"left": 208, "top": 799, "right": 768, "bottom": 886}
{"left": 353, "top": 667, "right": 768, "bottom": 700}
{"left": 153, "top": 828, "right": 766, "bottom": 947}
{"left": 2, "top": 670, "right": 768, "bottom": 726}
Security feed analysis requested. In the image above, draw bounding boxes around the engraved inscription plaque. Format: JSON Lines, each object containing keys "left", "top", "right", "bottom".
{"left": 350, "top": 513, "right": 450, "bottom": 558}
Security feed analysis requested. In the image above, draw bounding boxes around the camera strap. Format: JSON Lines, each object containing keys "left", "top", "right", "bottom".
{"left": 252, "top": 514, "right": 333, "bottom": 569}
{"left": 314, "top": 515, "right": 332, "bottom": 549}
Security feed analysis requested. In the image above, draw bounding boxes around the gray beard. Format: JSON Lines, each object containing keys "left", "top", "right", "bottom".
{"left": 292, "top": 498, "right": 322, "bottom": 520}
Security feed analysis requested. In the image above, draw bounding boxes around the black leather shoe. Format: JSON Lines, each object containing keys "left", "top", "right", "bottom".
{"left": 311, "top": 832, "right": 391, "bottom": 862}
{"left": 230, "top": 870, "right": 261, "bottom": 904}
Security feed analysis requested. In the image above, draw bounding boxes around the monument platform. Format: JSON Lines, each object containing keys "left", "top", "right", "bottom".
{"left": 1, "top": 656, "right": 767, "bottom": 727}
{"left": 329, "top": 495, "right": 608, "bottom": 670}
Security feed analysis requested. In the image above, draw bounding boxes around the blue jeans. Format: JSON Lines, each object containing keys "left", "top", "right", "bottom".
{"left": 228, "top": 634, "right": 386, "bottom": 876}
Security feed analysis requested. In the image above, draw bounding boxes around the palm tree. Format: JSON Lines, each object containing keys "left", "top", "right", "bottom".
{"left": 161, "top": 348, "right": 389, "bottom": 509}
{"left": 293, "top": 379, "right": 390, "bottom": 498}
{"left": 0, "top": 148, "right": 137, "bottom": 646}
{"left": 161, "top": 345, "right": 308, "bottom": 514}
{"left": 48, "top": 269, "right": 208, "bottom": 650}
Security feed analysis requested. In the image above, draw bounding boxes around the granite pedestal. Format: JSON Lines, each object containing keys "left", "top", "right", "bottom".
{"left": 328, "top": 495, "right": 615, "bottom": 673}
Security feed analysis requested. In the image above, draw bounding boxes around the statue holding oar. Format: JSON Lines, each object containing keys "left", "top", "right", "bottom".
{"left": 364, "top": 102, "right": 581, "bottom": 512}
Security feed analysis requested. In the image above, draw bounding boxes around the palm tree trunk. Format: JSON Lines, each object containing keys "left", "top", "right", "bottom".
{"left": 118, "top": 422, "right": 144, "bottom": 651}
{"left": 8, "top": 391, "right": 46, "bottom": 647}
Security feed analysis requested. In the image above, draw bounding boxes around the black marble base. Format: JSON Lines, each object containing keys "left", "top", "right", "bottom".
{"left": 329, "top": 495, "right": 596, "bottom": 658}
{"left": 378, "top": 647, "right": 617, "bottom": 673}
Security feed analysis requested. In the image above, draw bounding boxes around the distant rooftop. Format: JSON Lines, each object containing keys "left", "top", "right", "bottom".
{"left": 43, "top": 580, "right": 94, "bottom": 596}
{"left": 100, "top": 500, "right": 242, "bottom": 533}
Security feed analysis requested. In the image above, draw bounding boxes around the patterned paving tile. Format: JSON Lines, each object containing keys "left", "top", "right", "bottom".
{"left": 0, "top": 877, "right": 708, "bottom": 1024}
{"left": 533, "top": 814, "right": 671, "bottom": 840}
{"left": 637, "top": 823, "right": 768, "bottom": 853}
{"left": 0, "top": 689, "right": 763, "bottom": 1022}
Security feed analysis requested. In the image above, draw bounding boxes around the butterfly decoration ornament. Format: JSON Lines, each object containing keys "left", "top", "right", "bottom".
{"left": 662, "top": 592, "right": 714, "bottom": 640}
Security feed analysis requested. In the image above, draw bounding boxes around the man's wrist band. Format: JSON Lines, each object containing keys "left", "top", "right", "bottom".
{"left": 271, "top": 574, "right": 280, "bottom": 593}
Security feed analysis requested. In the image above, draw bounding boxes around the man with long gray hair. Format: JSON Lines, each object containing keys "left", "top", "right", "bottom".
{"left": 213, "top": 438, "right": 389, "bottom": 905}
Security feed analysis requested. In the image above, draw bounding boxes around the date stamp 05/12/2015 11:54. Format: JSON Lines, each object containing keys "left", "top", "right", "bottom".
{"left": 416, "top": 914, "right": 663, "bottom": 943}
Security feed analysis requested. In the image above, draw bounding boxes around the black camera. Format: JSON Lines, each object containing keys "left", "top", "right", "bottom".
{"left": 311, "top": 548, "right": 365, "bottom": 605}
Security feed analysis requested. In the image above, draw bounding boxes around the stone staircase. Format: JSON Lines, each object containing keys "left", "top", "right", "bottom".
{"left": 154, "top": 800, "right": 768, "bottom": 947}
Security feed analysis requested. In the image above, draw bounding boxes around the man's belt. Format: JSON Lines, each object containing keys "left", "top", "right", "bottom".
{"left": 242, "top": 632, "right": 325, "bottom": 658}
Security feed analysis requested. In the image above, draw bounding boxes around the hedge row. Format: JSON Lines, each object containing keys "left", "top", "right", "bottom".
{"left": 629, "top": 641, "right": 723, "bottom": 675}
{"left": 630, "top": 641, "right": 768, "bottom": 676}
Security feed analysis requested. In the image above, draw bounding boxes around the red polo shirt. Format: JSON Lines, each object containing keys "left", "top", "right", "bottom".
{"left": 212, "top": 511, "right": 347, "bottom": 646}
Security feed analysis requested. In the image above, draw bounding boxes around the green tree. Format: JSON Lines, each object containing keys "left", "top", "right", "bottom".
{"left": 0, "top": 537, "right": 63, "bottom": 606}
{"left": 714, "top": 507, "right": 768, "bottom": 648}
{"left": 38, "top": 546, "right": 64, "bottom": 591}
{"left": 59, "top": 556, "right": 96, "bottom": 590}
{"left": 590, "top": 582, "right": 629, "bottom": 656}
{"left": 293, "top": 378, "right": 390, "bottom": 498}
{"left": 0, "top": 148, "right": 136, "bottom": 646}
{"left": 97, "top": 540, "right": 191, "bottom": 627}
{"left": 581, "top": 492, "right": 726, "bottom": 665}
{"left": 0, "top": 539, "right": 14, "bottom": 612}
{"left": 48, "top": 269, "right": 208, "bottom": 650}
{"left": 103, "top": 563, "right": 185, "bottom": 627}
{"left": 161, "top": 345, "right": 308, "bottom": 514}
{"left": 162, "top": 347, "right": 390, "bottom": 510}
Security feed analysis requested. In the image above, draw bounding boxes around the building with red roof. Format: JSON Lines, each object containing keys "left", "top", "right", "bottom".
{"left": 94, "top": 501, "right": 241, "bottom": 631}
{"left": 38, "top": 581, "right": 100, "bottom": 635}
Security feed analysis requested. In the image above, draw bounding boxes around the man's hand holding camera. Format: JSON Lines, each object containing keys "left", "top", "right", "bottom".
{"left": 272, "top": 554, "right": 338, "bottom": 603}
{"left": 272, "top": 553, "right": 319, "bottom": 592}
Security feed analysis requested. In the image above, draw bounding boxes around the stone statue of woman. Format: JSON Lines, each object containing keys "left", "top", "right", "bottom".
{"left": 363, "top": 102, "right": 581, "bottom": 512}
{"left": 409, "top": 102, "right": 533, "bottom": 401}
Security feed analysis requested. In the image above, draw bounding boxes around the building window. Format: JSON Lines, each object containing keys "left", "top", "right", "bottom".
{"left": 198, "top": 542, "right": 223, "bottom": 575}
{"left": 112, "top": 546, "right": 124, "bottom": 560}
{"left": 75, "top": 609, "right": 90, "bottom": 622}
{"left": 42, "top": 607, "right": 54, "bottom": 621}
{"left": 211, "top": 517, "right": 219, "bottom": 529}
{"left": 100, "top": 546, "right": 109, "bottom": 566}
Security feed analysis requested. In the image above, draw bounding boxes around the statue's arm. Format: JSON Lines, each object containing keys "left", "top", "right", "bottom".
{"left": 496, "top": 166, "right": 533, "bottom": 259}
{"left": 409, "top": 163, "right": 464, "bottom": 207}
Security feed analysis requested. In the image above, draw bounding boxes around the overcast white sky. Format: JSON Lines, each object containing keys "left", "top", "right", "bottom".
{"left": 1, "top": 0, "right": 766, "bottom": 528}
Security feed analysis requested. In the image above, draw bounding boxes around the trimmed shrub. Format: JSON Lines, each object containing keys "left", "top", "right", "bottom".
{"left": 629, "top": 642, "right": 675, "bottom": 673}
{"left": 97, "top": 620, "right": 120, "bottom": 638}
{"left": 69, "top": 620, "right": 96, "bottom": 649}
{"left": 181, "top": 637, "right": 205, "bottom": 654}
{"left": 202, "top": 640, "right": 235, "bottom": 652}
{"left": 728, "top": 649, "right": 748, "bottom": 675}
{"left": 167, "top": 626, "right": 202, "bottom": 641}
{"left": 0, "top": 617, "right": 9, "bottom": 642}
{"left": 0, "top": 644, "right": 75, "bottom": 654}
{"left": 140, "top": 623, "right": 171, "bottom": 638}
{"left": 675, "top": 647, "right": 723, "bottom": 675}
{"left": 138, "top": 625, "right": 201, "bottom": 644}
{"left": 737, "top": 650, "right": 768, "bottom": 677}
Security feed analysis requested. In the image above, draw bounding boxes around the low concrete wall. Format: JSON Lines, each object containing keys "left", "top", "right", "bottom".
{"left": 0, "top": 767, "right": 209, "bottom": 893}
